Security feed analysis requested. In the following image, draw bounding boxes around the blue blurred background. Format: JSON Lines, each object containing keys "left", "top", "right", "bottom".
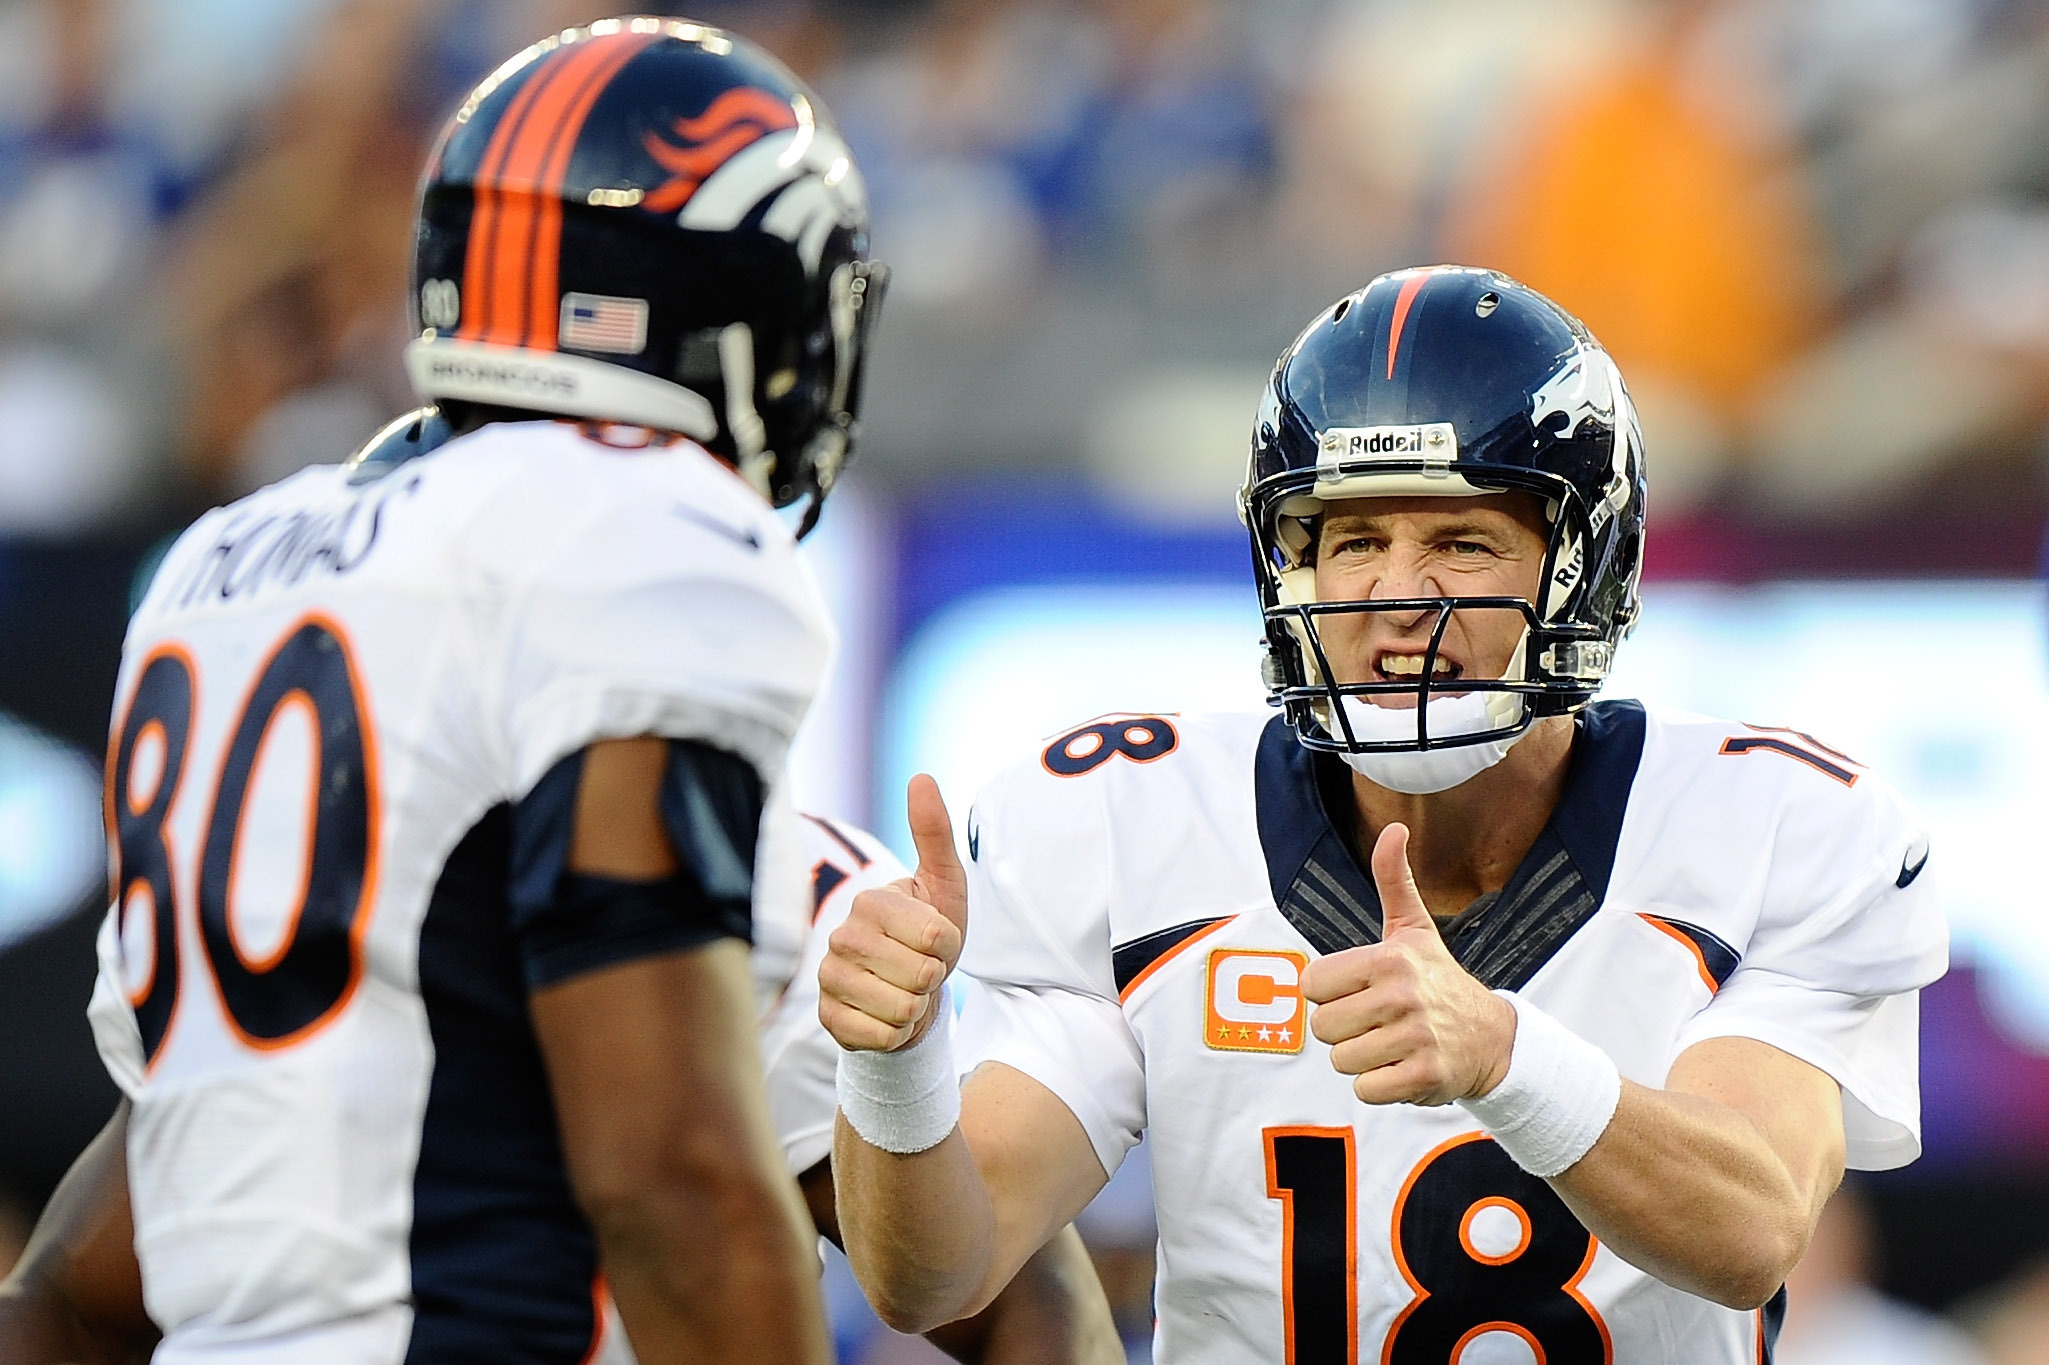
{"left": 2, "top": 0, "right": 2048, "bottom": 1361}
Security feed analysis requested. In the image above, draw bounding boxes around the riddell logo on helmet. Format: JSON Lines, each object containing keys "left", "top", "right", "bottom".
{"left": 1342, "top": 429, "right": 1423, "bottom": 454}
{"left": 1317, "top": 423, "right": 1458, "bottom": 469}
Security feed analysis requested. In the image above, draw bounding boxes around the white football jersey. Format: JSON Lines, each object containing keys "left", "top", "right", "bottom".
{"left": 955, "top": 703, "right": 1947, "bottom": 1365}
{"left": 87, "top": 420, "right": 832, "bottom": 1365}
{"left": 756, "top": 811, "right": 910, "bottom": 1176}
{"left": 748, "top": 784, "right": 814, "bottom": 1033}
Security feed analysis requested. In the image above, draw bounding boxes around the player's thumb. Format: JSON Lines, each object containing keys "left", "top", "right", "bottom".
{"left": 1371, "top": 823, "right": 1439, "bottom": 940}
{"left": 906, "top": 773, "right": 968, "bottom": 933}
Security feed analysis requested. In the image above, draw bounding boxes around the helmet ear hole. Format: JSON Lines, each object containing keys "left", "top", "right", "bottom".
{"left": 1611, "top": 534, "right": 1640, "bottom": 589}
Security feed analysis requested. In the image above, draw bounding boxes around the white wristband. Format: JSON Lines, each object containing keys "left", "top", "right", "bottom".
{"left": 834, "top": 988, "right": 961, "bottom": 1155}
{"left": 1456, "top": 991, "right": 1621, "bottom": 1178}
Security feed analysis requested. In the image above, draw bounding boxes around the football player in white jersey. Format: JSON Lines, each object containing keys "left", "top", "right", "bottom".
{"left": 0, "top": 19, "right": 887, "bottom": 1365}
{"left": 758, "top": 807, "right": 1123, "bottom": 1365}
{"left": 0, "top": 795, "right": 1123, "bottom": 1365}
{"left": 818, "top": 268, "right": 1949, "bottom": 1364}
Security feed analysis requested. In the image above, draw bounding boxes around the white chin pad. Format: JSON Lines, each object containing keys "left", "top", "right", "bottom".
{"left": 1329, "top": 691, "right": 1531, "bottom": 795}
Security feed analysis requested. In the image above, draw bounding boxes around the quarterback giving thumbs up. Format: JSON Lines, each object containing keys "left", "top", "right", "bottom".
{"left": 1305, "top": 821, "right": 1626, "bottom": 1183}
{"left": 819, "top": 774, "right": 971, "bottom": 1153}
{"left": 1302, "top": 822, "right": 1521, "bottom": 1108}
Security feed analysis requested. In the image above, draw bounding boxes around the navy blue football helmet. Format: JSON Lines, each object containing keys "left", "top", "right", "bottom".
{"left": 408, "top": 17, "right": 886, "bottom": 534}
{"left": 1241, "top": 265, "right": 1647, "bottom": 756}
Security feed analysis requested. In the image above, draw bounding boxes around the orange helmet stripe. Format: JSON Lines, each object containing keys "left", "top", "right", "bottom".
{"left": 479, "top": 36, "right": 643, "bottom": 347}
{"left": 521, "top": 34, "right": 658, "bottom": 348}
{"left": 458, "top": 52, "right": 559, "bottom": 345}
{"left": 1385, "top": 270, "right": 1434, "bottom": 381}
{"left": 459, "top": 34, "right": 658, "bottom": 350}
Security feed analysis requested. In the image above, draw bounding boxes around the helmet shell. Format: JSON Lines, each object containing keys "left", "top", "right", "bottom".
{"left": 410, "top": 18, "right": 885, "bottom": 522}
{"left": 1243, "top": 266, "right": 1648, "bottom": 748}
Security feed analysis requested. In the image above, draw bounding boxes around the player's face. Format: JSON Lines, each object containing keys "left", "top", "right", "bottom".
{"left": 1311, "top": 493, "right": 1550, "bottom": 707}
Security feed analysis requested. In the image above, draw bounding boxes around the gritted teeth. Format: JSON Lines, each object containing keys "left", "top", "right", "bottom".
{"left": 1376, "top": 651, "right": 1459, "bottom": 680}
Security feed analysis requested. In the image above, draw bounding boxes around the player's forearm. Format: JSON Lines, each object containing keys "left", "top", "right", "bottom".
{"left": 591, "top": 1167, "right": 830, "bottom": 1364}
{"left": 0, "top": 1107, "right": 155, "bottom": 1365}
{"left": 0, "top": 1278, "right": 89, "bottom": 1364}
{"left": 833, "top": 1114, "right": 1000, "bottom": 1333}
{"left": 0, "top": 1274, "right": 146, "bottom": 1365}
{"left": 922, "top": 1225, "right": 1125, "bottom": 1365}
{"left": 1550, "top": 1081, "right": 1822, "bottom": 1308}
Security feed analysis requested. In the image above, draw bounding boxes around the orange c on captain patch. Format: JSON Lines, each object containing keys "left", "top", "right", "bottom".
{"left": 1206, "top": 949, "right": 1308, "bottom": 1054}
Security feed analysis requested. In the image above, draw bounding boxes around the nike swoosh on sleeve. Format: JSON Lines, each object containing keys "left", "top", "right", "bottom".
{"left": 1897, "top": 839, "right": 1930, "bottom": 889}
{"left": 669, "top": 504, "right": 761, "bottom": 550}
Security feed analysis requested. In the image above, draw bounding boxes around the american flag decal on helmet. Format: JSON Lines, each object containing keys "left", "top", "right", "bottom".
{"left": 558, "top": 292, "right": 649, "bottom": 355}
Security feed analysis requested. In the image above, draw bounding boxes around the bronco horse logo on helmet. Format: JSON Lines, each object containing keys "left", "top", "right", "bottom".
{"left": 641, "top": 86, "right": 801, "bottom": 212}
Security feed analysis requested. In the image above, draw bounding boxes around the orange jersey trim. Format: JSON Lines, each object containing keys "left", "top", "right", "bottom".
{"left": 578, "top": 1274, "right": 610, "bottom": 1365}
{"left": 1638, "top": 913, "right": 1719, "bottom": 994}
{"left": 1118, "top": 915, "right": 1234, "bottom": 1004}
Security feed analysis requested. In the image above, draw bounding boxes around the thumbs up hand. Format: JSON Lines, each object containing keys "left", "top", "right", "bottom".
{"left": 819, "top": 775, "right": 969, "bottom": 1052}
{"left": 1299, "top": 823, "right": 1518, "bottom": 1107}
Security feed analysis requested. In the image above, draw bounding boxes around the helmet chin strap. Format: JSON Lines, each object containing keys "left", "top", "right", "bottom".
{"left": 718, "top": 322, "right": 777, "bottom": 498}
{"left": 1317, "top": 626, "right": 1537, "bottom": 795}
{"left": 1332, "top": 692, "right": 1533, "bottom": 794}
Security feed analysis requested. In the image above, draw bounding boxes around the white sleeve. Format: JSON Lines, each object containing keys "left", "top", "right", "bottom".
{"left": 87, "top": 907, "right": 146, "bottom": 1101}
{"left": 759, "top": 817, "right": 910, "bottom": 1176}
{"left": 489, "top": 480, "right": 832, "bottom": 796}
{"left": 956, "top": 978, "right": 1146, "bottom": 1181}
{"left": 954, "top": 772, "right": 1147, "bottom": 1180}
{"left": 1673, "top": 779, "right": 1948, "bottom": 1170}
{"left": 749, "top": 782, "right": 812, "bottom": 1022}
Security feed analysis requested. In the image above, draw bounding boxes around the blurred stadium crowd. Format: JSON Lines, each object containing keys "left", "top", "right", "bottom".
{"left": 3, "top": 0, "right": 2049, "bottom": 541}
{"left": 2, "top": 0, "right": 2049, "bottom": 1361}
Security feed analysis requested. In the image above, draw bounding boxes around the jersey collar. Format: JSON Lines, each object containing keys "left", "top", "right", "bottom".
{"left": 1253, "top": 700, "right": 1647, "bottom": 988}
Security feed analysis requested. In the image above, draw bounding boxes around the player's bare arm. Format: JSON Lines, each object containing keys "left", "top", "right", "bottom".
{"left": 918, "top": 1221, "right": 1124, "bottom": 1365}
{"left": 532, "top": 737, "right": 830, "bottom": 1365}
{"left": 1305, "top": 820, "right": 1845, "bottom": 1309}
{"left": 799, "top": 1160, "right": 1124, "bottom": 1365}
{"left": 0, "top": 1103, "right": 156, "bottom": 1365}
{"left": 820, "top": 777, "right": 1109, "bottom": 1334}
{"left": 1558, "top": 1036, "right": 1844, "bottom": 1308}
